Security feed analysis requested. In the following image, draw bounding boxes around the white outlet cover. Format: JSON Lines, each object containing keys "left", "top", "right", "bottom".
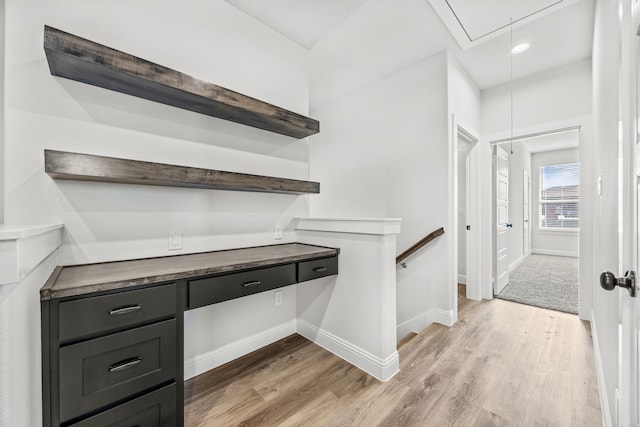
{"left": 274, "top": 224, "right": 283, "bottom": 240}
{"left": 168, "top": 231, "right": 182, "bottom": 250}
{"left": 274, "top": 290, "right": 283, "bottom": 306}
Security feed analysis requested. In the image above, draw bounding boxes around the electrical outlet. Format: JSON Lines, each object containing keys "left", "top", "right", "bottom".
{"left": 274, "top": 223, "right": 283, "bottom": 240}
{"left": 168, "top": 231, "right": 182, "bottom": 251}
{"left": 274, "top": 290, "right": 283, "bottom": 306}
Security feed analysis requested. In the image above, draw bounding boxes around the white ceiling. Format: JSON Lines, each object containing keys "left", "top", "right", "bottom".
{"left": 453, "top": 0, "right": 593, "bottom": 88}
{"left": 447, "top": 0, "right": 563, "bottom": 41}
{"left": 225, "top": 0, "right": 370, "bottom": 49}
{"left": 224, "top": 0, "right": 594, "bottom": 95}
{"left": 428, "top": 0, "right": 580, "bottom": 49}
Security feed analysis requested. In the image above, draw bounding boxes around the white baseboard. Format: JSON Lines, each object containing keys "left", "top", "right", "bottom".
{"left": 397, "top": 308, "right": 456, "bottom": 339}
{"left": 297, "top": 319, "right": 399, "bottom": 382}
{"left": 457, "top": 274, "right": 467, "bottom": 284}
{"left": 430, "top": 308, "right": 456, "bottom": 326}
{"left": 397, "top": 311, "right": 431, "bottom": 340}
{"left": 508, "top": 255, "right": 524, "bottom": 272}
{"left": 531, "top": 249, "right": 579, "bottom": 257}
{"left": 591, "top": 310, "right": 613, "bottom": 427}
{"left": 184, "top": 319, "right": 297, "bottom": 380}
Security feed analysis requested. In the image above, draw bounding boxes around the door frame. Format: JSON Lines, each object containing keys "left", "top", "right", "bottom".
{"left": 451, "top": 116, "right": 481, "bottom": 307}
{"left": 479, "top": 118, "right": 593, "bottom": 318}
{"left": 493, "top": 144, "right": 510, "bottom": 295}
{"left": 523, "top": 169, "right": 531, "bottom": 257}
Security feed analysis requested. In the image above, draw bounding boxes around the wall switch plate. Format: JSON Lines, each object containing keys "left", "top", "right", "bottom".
{"left": 274, "top": 290, "right": 283, "bottom": 306}
{"left": 274, "top": 224, "right": 283, "bottom": 240}
{"left": 168, "top": 231, "right": 182, "bottom": 251}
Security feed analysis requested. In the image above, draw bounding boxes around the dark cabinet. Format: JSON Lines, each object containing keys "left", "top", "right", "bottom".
{"left": 69, "top": 384, "right": 177, "bottom": 427}
{"left": 188, "top": 263, "right": 296, "bottom": 309}
{"left": 297, "top": 256, "right": 339, "bottom": 282}
{"left": 59, "top": 284, "right": 176, "bottom": 342}
{"left": 41, "top": 243, "right": 339, "bottom": 427}
{"left": 59, "top": 319, "right": 177, "bottom": 421}
{"left": 42, "top": 283, "right": 182, "bottom": 427}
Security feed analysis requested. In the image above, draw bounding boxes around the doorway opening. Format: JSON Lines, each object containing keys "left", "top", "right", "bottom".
{"left": 492, "top": 127, "right": 581, "bottom": 314}
{"left": 455, "top": 123, "right": 479, "bottom": 304}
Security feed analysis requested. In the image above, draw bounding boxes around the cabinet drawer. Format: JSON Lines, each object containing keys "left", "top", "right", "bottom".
{"left": 59, "top": 284, "right": 176, "bottom": 342}
{"left": 59, "top": 319, "right": 177, "bottom": 422}
{"left": 188, "top": 263, "right": 296, "bottom": 309}
{"left": 69, "top": 383, "right": 176, "bottom": 427}
{"left": 297, "top": 256, "right": 339, "bottom": 282}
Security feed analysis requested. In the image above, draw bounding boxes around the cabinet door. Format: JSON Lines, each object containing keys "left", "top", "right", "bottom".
{"left": 59, "top": 319, "right": 176, "bottom": 422}
{"left": 297, "top": 256, "right": 338, "bottom": 282}
{"left": 188, "top": 263, "right": 295, "bottom": 309}
{"left": 59, "top": 284, "right": 176, "bottom": 342}
{"left": 69, "top": 383, "right": 176, "bottom": 427}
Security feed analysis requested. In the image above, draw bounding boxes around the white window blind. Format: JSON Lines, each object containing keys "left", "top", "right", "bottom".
{"left": 539, "top": 162, "right": 580, "bottom": 229}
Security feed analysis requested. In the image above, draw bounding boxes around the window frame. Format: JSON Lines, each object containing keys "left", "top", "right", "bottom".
{"left": 538, "top": 162, "right": 580, "bottom": 231}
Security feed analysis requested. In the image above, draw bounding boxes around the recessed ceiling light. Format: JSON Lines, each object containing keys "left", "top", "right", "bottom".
{"left": 511, "top": 43, "right": 530, "bottom": 54}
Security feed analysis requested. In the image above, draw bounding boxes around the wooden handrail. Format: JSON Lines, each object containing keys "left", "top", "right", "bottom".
{"left": 396, "top": 227, "right": 445, "bottom": 265}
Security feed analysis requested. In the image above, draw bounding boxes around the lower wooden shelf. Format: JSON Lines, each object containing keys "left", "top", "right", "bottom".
{"left": 44, "top": 150, "right": 320, "bottom": 194}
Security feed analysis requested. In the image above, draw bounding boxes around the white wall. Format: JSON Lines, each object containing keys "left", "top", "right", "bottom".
{"left": 3, "top": 1, "right": 314, "bottom": 423}
{"left": 506, "top": 142, "right": 531, "bottom": 268}
{"left": 480, "top": 59, "right": 593, "bottom": 322}
{"left": 448, "top": 56, "right": 482, "bottom": 130}
{"left": 309, "top": 0, "right": 455, "bottom": 112}
{"left": 482, "top": 60, "right": 592, "bottom": 135}
{"left": 591, "top": 0, "right": 622, "bottom": 422}
{"left": 391, "top": 53, "right": 452, "bottom": 334}
{"left": 295, "top": 218, "right": 401, "bottom": 381}
{"left": 530, "top": 147, "right": 580, "bottom": 257}
{"left": 448, "top": 55, "right": 482, "bottom": 302}
{"left": 448, "top": 55, "right": 482, "bottom": 291}
{"left": 0, "top": 258, "right": 56, "bottom": 427}
{"left": 310, "top": 52, "right": 453, "bottom": 339}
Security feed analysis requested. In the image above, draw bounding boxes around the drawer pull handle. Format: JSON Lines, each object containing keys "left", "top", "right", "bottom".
{"left": 109, "top": 305, "right": 142, "bottom": 316}
{"left": 108, "top": 357, "right": 142, "bottom": 373}
{"left": 313, "top": 267, "right": 328, "bottom": 273}
{"left": 242, "top": 281, "right": 262, "bottom": 288}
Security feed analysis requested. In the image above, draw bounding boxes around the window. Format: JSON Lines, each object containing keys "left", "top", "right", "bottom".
{"left": 539, "top": 162, "right": 580, "bottom": 229}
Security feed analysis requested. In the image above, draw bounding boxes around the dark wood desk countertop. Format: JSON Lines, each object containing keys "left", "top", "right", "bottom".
{"left": 41, "top": 243, "right": 338, "bottom": 301}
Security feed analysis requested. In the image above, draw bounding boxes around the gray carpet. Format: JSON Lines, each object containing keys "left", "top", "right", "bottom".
{"left": 497, "top": 254, "right": 578, "bottom": 314}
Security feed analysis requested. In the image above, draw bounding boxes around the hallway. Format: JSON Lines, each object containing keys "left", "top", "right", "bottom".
{"left": 185, "top": 286, "right": 601, "bottom": 426}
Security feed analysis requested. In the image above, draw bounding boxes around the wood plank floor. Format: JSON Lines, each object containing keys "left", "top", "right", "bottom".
{"left": 184, "top": 285, "right": 602, "bottom": 426}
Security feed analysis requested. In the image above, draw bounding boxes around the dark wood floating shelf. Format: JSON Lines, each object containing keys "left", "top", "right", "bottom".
{"left": 45, "top": 150, "right": 320, "bottom": 194}
{"left": 43, "top": 25, "right": 319, "bottom": 139}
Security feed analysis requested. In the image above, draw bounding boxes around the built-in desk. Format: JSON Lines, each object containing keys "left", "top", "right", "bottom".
{"left": 40, "top": 243, "right": 339, "bottom": 427}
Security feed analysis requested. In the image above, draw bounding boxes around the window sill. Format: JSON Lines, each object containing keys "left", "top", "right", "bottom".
{"left": 537, "top": 228, "right": 579, "bottom": 235}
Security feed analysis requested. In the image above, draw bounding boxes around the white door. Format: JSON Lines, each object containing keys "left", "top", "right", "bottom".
{"left": 523, "top": 169, "right": 531, "bottom": 257}
{"left": 623, "top": 0, "right": 640, "bottom": 422}
{"left": 599, "top": 1, "right": 640, "bottom": 425}
{"left": 495, "top": 145, "right": 510, "bottom": 295}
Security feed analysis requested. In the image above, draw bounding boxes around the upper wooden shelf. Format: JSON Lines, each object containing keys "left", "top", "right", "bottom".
{"left": 43, "top": 25, "right": 319, "bottom": 139}
{"left": 44, "top": 150, "right": 320, "bottom": 194}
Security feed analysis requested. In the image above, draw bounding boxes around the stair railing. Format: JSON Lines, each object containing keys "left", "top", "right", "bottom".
{"left": 396, "top": 227, "right": 445, "bottom": 268}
